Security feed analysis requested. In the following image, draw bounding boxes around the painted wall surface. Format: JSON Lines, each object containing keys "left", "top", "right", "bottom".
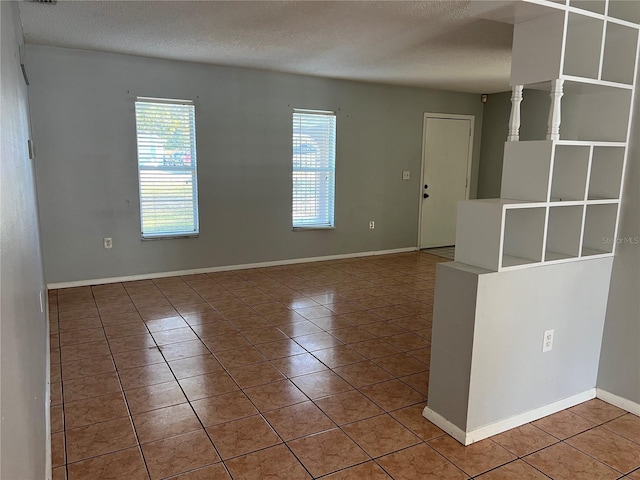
{"left": 0, "top": 2, "right": 49, "bottom": 478}
{"left": 477, "top": 89, "right": 550, "bottom": 198}
{"left": 468, "top": 257, "right": 613, "bottom": 430}
{"left": 597, "top": 62, "right": 640, "bottom": 404}
{"left": 26, "top": 45, "right": 484, "bottom": 284}
{"left": 429, "top": 258, "right": 612, "bottom": 433}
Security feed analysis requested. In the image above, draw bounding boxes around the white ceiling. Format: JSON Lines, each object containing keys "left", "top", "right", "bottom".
{"left": 18, "top": 0, "right": 514, "bottom": 94}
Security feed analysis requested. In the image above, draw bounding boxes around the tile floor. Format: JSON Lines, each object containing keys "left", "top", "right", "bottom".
{"left": 48, "top": 252, "right": 640, "bottom": 479}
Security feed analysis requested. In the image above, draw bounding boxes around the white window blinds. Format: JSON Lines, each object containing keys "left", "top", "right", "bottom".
{"left": 292, "top": 109, "right": 336, "bottom": 229}
{"left": 135, "top": 98, "right": 199, "bottom": 239}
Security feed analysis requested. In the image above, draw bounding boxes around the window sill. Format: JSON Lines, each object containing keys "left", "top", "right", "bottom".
{"left": 141, "top": 234, "right": 199, "bottom": 240}
{"left": 292, "top": 226, "right": 335, "bottom": 231}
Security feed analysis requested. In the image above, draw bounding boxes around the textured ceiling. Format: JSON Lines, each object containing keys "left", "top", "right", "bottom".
{"left": 18, "top": 0, "right": 514, "bottom": 93}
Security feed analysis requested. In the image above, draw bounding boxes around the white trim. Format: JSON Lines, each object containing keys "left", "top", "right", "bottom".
{"left": 422, "top": 406, "right": 468, "bottom": 445}
{"left": 423, "top": 388, "right": 596, "bottom": 446}
{"left": 47, "top": 247, "right": 418, "bottom": 289}
{"left": 597, "top": 388, "right": 640, "bottom": 415}
{"left": 417, "top": 112, "right": 475, "bottom": 250}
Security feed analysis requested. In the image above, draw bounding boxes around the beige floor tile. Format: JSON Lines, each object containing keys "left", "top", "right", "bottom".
{"left": 359, "top": 379, "right": 425, "bottom": 411}
{"left": 142, "top": 430, "right": 220, "bottom": 480}
{"left": 569, "top": 399, "right": 627, "bottom": 425}
{"left": 254, "top": 339, "right": 306, "bottom": 360}
{"left": 67, "top": 447, "right": 148, "bottom": 480}
{"left": 342, "top": 414, "right": 420, "bottom": 457}
{"left": 333, "top": 360, "right": 394, "bottom": 388}
{"left": 158, "top": 339, "right": 210, "bottom": 361}
{"left": 179, "top": 371, "right": 239, "bottom": 402}
{"left": 475, "top": 459, "right": 548, "bottom": 479}
{"left": 427, "top": 436, "right": 516, "bottom": 477}
{"left": 167, "top": 463, "right": 231, "bottom": 479}
{"left": 287, "top": 428, "right": 369, "bottom": 477}
{"left": 373, "top": 352, "right": 427, "bottom": 377}
{"left": 566, "top": 426, "right": 640, "bottom": 474}
{"left": 191, "top": 390, "right": 257, "bottom": 427}
{"left": 125, "top": 380, "right": 187, "bottom": 414}
{"left": 263, "top": 401, "right": 335, "bottom": 441}
{"left": 377, "top": 443, "right": 468, "bottom": 480}
{"left": 524, "top": 442, "right": 620, "bottom": 480}
{"left": 311, "top": 345, "right": 366, "bottom": 368}
{"left": 315, "top": 390, "right": 384, "bottom": 425}
{"left": 491, "top": 424, "right": 559, "bottom": 457}
{"left": 51, "top": 432, "right": 66, "bottom": 467}
{"left": 65, "top": 392, "right": 128, "bottom": 429}
{"left": 390, "top": 404, "right": 445, "bottom": 441}
{"left": 242, "top": 379, "right": 307, "bottom": 411}
{"left": 321, "top": 461, "right": 392, "bottom": 479}
{"left": 168, "top": 354, "right": 224, "bottom": 380}
{"left": 271, "top": 353, "right": 328, "bottom": 378}
{"left": 290, "top": 370, "right": 353, "bottom": 399}
{"left": 224, "top": 444, "right": 310, "bottom": 480}
{"left": 206, "top": 415, "right": 281, "bottom": 459}
{"left": 603, "top": 413, "right": 640, "bottom": 445}
{"left": 118, "top": 362, "right": 175, "bottom": 390}
{"left": 63, "top": 371, "right": 122, "bottom": 403}
{"left": 133, "top": 403, "right": 202, "bottom": 444}
{"left": 227, "top": 361, "right": 285, "bottom": 388}
{"left": 66, "top": 417, "right": 137, "bottom": 463}
{"left": 532, "top": 409, "right": 596, "bottom": 440}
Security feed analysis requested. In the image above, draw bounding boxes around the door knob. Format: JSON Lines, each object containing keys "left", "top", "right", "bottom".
{"left": 423, "top": 193, "right": 429, "bottom": 199}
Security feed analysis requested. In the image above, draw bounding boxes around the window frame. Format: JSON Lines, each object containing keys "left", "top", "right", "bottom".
{"left": 135, "top": 97, "right": 200, "bottom": 240}
{"left": 291, "top": 108, "right": 337, "bottom": 230}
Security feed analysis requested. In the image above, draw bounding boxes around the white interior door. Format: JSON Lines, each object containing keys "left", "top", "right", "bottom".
{"left": 420, "top": 116, "right": 473, "bottom": 249}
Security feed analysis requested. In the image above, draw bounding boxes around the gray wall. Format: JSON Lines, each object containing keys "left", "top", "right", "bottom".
{"left": 597, "top": 62, "right": 640, "bottom": 404}
{"left": 477, "top": 89, "right": 551, "bottom": 198}
{"left": 0, "top": 2, "right": 49, "bottom": 478}
{"left": 26, "top": 45, "right": 484, "bottom": 284}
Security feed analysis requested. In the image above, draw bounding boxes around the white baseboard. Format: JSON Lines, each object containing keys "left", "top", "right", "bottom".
{"left": 423, "top": 388, "right": 596, "bottom": 446}
{"left": 422, "top": 406, "right": 468, "bottom": 445}
{"left": 597, "top": 388, "right": 640, "bottom": 415}
{"left": 47, "top": 247, "right": 418, "bottom": 289}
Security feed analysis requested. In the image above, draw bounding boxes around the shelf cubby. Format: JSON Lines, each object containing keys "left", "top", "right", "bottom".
{"left": 563, "top": 13, "right": 603, "bottom": 79}
{"left": 550, "top": 144, "right": 590, "bottom": 201}
{"left": 581, "top": 203, "right": 618, "bottom": 255}
{"left": 502, "top": 141, "right": 553, "bottom": 201}
{"left": 502, "top": 207, "right": 546, "bottom": 268}
{"left": 569, "top": 0, "right": 606, "bottom": 15}
{"left": 607, "top": 0, "right": 640, "bottom": 24}
{"left": 601, "top": 22, "right": 639, "bottom": 85}
{"left": 559, "top": 82, "right": 632, "bottom": 142}
{"left": 588, "top": 146, "right": 625, "bottom": 200}
{"left": 545, "top": 205, "right": 584, "bottom": 260}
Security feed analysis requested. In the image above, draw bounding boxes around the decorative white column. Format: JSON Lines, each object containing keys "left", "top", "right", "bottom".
{"left": 546, "top": 78, "right": 564, "bottom": 141}
{"left": 507, "top": 85, "right": 524, "bottom": 141}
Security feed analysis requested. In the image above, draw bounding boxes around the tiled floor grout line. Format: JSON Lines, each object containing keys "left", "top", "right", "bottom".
{"left": 51, "top": 252, "right": 639, "bottom": 480}
{"left": 93, "top": 287, "right": 154, "bottom": 480}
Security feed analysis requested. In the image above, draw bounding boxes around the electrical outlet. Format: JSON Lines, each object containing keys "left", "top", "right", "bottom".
{"left": 103, "top": 237, "right": 113, "bottom": 249}
{"left": 542, "top": 329, "right": 554, "bottom": 352}
{"left": 369, "top": 221, "right": 375, "bottom": 229}
{"left": 402, "top": 170, "right": 410, "bottom": 180}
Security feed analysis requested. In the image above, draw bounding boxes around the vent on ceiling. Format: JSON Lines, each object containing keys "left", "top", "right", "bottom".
{"left": 33, "top": 0, "right": 57, "bottom": 4}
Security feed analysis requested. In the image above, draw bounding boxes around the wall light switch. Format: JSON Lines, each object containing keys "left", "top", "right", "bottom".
{"left": 402, "top": 170, "right": 410, "bottom": 180}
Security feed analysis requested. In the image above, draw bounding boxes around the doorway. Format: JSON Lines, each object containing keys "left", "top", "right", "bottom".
{"left": 419, "top": 113, "right": 474, "bottom": 249}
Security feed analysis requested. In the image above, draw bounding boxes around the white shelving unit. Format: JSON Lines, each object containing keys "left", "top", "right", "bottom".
{"left": 457, "top": 0, "right": 639, "bottom": 272}
{"left": 424, "top": 0, "right": 638, "bottom": 448}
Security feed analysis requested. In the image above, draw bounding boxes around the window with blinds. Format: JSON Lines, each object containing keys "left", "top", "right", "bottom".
{"left": 292, "top": 109, "right": 336, "bottom": 229}
{"left": 135, "top": 98, "right": 199, "bottom": 239}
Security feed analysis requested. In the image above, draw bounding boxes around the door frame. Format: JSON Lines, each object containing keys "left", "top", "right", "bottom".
{"left": 417, "top": 112, "right": 475, "bottom": 249}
